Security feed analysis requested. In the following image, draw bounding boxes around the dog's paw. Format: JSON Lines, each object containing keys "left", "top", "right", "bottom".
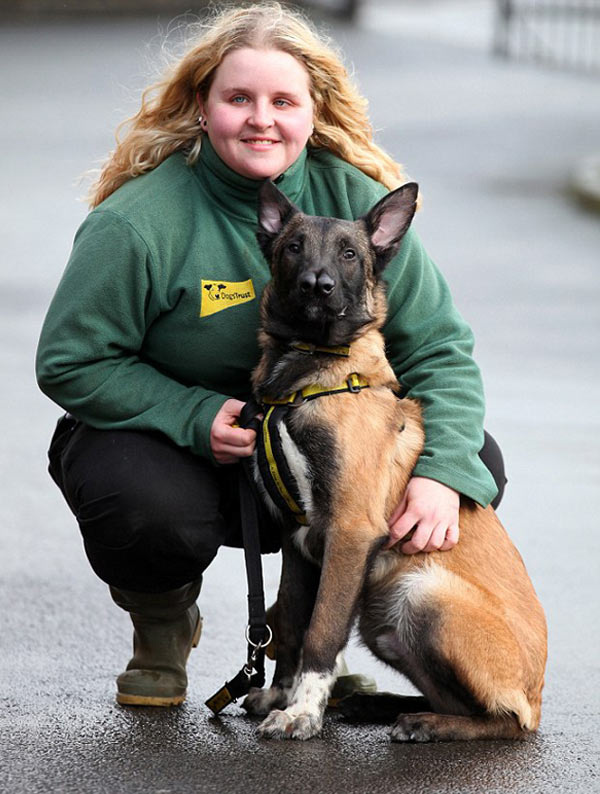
{"left": 242, "top": 686, "right": 289, "bottom": 716}
{"left": 257, "top": 708, "right": 322, "bottom": 740}
{"left": 390, "top": 713, "right": 440, "bottom": 743}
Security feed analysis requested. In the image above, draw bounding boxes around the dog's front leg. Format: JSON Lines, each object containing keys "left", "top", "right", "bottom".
{"left": 243, "top": 530, "right": 320, "bottom": 717}
{"left": 258, "top": 528, "right": 378, "bottom": 740}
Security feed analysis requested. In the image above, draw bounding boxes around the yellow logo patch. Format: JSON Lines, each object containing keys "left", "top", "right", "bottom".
{"left": 200, "top": 279, "right": 256, "bottom": 318}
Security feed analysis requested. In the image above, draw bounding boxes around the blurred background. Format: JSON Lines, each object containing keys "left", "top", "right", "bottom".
{"left": 1, "top": 2, "right": 599, "bottom": 792}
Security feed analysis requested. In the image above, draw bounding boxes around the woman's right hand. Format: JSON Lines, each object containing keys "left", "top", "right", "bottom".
{"left": 210, "top": 399, "right": 257, "bottom": 464}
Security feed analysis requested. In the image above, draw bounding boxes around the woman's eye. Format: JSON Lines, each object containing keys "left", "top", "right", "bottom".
{"left": 231, "top": 96, "right": 247, "bottom": 104}
{"left": 288, "top": 242, "right": 301, "bottom": 254}
{"left": 343, "top": 249, "right": 356, "bottom": 260}
{"left": 274, "top": 99, "right": 290, "bottom": 107}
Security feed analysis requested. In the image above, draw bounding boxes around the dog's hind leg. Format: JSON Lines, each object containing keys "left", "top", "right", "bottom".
{"left": 243, "top": 532, "right": 320, "bottom": 717}
{"left": 386, "top": 622, "right": 540, "bottom": 742}
{"left": 365, "top": 563, "right": 544, "bottom": 742}
{"left": 391, "top": 711, "right": 525, "bottom": 742}
{"left": 258, "top": 527, "right": 381, "bottom": 740}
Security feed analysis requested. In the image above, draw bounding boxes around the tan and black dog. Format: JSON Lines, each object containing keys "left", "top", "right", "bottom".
{"left": 242, "top": 180, "right": 547, "bottom": 742}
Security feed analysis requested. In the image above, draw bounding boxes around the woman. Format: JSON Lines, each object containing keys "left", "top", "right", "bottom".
{"left": 36, "top": 2, "right": 504, "bottom": 708}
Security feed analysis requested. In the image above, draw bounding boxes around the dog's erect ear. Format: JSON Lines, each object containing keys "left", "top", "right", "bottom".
{"left": 257, "top": 180, "right": 301, "bottom": 255}
{"left": 364, "top": 182, "right": 419, "bottom": 272}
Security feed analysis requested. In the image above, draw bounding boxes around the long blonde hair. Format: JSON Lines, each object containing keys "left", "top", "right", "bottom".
{"left": 89, "top": 2, "right": 407, "bottom": 208}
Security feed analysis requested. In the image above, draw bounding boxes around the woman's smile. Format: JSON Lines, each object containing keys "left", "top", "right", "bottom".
{"left": 199, "top": 47, "right": 314, "bottom": 180}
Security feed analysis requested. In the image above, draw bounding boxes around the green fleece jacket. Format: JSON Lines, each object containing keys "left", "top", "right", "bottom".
{"left": 36, "top": 137, "right": 497, "bottom": 506}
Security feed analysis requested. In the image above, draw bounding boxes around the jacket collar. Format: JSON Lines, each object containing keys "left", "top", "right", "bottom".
{"left": 192, "top": 136, "right": 308, "bottom": 222}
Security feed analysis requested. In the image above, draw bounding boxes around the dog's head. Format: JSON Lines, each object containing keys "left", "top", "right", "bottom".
{"left": 256, "top": 180, "right": 418, "bottom": 345}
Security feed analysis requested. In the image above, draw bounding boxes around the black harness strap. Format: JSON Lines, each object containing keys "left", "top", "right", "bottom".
{"left": 205, "top": 400, "right": 272, "bottom": 715}
{"left": 257, "top": 374, "right": 369, "bottom": 526}
{"left": 256, "top": 403, "right": 308, "bottom": 525}
{"left": 239, "top": 456, "right": 269, "bottom": 648}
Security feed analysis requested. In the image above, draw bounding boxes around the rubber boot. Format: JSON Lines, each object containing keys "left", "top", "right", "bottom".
{"left": 110, "top": 579, "right": 203, "bottom": 707}
{"left": 328, "top": 655, "right": 378, "bottom": 707}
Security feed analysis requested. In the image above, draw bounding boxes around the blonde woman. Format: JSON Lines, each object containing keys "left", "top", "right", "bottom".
{"left": 36, "top": 2, "right": 505, "bottom": 708}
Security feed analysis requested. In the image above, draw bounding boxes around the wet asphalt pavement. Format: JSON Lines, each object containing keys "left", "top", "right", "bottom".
{"left": 1, "top": 2, "right": 599, "bottom": 792}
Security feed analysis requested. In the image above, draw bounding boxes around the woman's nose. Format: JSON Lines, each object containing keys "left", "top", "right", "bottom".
{"left": 249, "top": 100, "right": 274, "bottom": 129}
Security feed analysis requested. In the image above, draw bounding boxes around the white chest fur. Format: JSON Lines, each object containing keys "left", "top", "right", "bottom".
{"left": 277, "top": 419, "right": 314, "bottom": 518}
{"left": 277, "top": 420, "right": 323, "bottom": 562}
{"left": 252, "top": 414, "right": 317, "bottom": 562}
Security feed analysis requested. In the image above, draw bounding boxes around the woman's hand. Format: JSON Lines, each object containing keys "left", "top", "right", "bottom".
{"left": 385, "top": 476, "right": 460, "bottom": 554}
{"left": 210, "top": 399, "right": 256, "bottom": 464}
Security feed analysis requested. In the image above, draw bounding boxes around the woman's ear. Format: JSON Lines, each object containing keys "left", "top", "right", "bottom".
{"left": 196, "top": 91, "right": 207, "bottom": 124}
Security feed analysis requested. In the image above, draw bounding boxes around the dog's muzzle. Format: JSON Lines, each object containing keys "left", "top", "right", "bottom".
{"left": 298, "top": 269, "right": 336, "bottom": 299}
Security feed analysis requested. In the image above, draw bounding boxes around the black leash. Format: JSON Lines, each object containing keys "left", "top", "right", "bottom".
{"left": 205, "top": 400, "right": 273, "bottom": 715}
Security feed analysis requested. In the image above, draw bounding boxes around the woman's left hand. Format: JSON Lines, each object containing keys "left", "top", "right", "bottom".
{"left": 385, "top": 476, "right": 460, "bottom": 553}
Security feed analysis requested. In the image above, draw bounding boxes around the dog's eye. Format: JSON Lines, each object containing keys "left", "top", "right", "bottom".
{"left": 287, "top": 242, "right": 301, "bottom": 254}
{"left": 343, "top": 248, "right": 356, "bottom": 260}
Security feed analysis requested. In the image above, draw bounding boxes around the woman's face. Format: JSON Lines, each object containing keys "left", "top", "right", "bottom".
{"left": 199, "top": 47, "right": 314, "bottom": 180}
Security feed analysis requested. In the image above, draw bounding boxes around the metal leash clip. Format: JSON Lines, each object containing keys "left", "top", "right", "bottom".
{"left": 205, "top": 624, "right": 273, "bottom": 716}
{"left": 244, "top": 624, "right": 273, "bottom": 678}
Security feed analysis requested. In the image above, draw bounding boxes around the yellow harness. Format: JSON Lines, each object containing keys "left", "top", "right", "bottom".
{"left": 257, "top": 373, "right": 369, "bottom": 525}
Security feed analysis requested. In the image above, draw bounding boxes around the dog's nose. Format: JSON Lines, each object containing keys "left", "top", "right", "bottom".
{"left": 298, "top": 270, "right": 336, "bottom": 297}
{"left": 317, "top": 273, "right": 335, "bottom": 296}
{"left": 299, "top": 271, "right": 317, "bottom": 295}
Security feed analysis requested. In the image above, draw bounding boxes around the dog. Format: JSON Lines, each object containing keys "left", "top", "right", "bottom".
{"left": 242, "top": 180, "right": 547, "bottom": 742}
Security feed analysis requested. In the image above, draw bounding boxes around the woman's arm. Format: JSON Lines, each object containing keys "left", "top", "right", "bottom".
{"left": 381, "top": 227, "right": 497, "bottom": 551}
{"left": 383, "top": 227, "right": 498, "bottom": 507}
{"left": 36, "top": 210, "right": 229, "bottom": 461}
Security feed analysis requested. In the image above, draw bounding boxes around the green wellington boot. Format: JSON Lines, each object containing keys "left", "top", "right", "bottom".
{"left": 328, "top": 655, "right": 378, "bottom": 708}
{"left": 110, "top": 579, "right": 203, "bottom": 707}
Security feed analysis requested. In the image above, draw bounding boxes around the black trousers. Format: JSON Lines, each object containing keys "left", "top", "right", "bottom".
{"left": 47, "top": 416, "right": 506, "bottom": 593}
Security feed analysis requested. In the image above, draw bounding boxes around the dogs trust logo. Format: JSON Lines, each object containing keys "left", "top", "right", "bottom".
{"left": 200, "top": 279, "right": 256, "bottom": 318}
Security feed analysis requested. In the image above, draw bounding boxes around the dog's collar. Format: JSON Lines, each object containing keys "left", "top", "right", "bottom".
{"left": 262, "top": 373, "right": 369, "bottom": 407}
{"left": 290, "top": 341, "right": 351, "bottom": 357}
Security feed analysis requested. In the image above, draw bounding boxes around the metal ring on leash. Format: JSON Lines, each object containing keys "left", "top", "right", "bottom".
{"left": 245, "top": 624, "right": 273, "bottom": 649}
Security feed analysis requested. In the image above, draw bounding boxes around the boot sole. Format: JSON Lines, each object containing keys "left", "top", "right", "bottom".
{"left": 116, "top": 609, "right": 203, "bottom": 708}
{"left": 116, "top": 692, "right": 186, "bottom": 707}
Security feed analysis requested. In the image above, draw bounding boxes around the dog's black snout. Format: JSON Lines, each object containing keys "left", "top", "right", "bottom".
{"left": 299, "top": 271, "right": 317, "bottom": 295}
{"left": 317, "top": 273, "right": 335, "bottom": 295}
{"left": 298, "top": 269, "right": 336, "bottom": 298}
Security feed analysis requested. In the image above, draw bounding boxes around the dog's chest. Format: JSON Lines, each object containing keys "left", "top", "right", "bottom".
{"left": 277, "top": 416, "right": 314, "bottom": 517}
{"left": 253, "top": 407, "right": 336, "bottom": 564}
